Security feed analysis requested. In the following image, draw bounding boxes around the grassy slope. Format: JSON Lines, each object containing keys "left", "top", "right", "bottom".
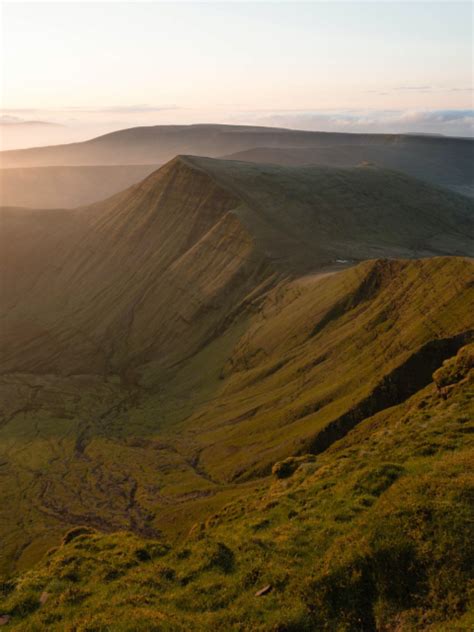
{"left": 1, "top": 343, "right": 472, "bottom": 631}
{"left": 0, "top": 257, "right": 472, "bottom": 583}
{"left": 2, "top": 157, "right": 472, "bottom": 376}
{"left": 182, "top": 156, "right": 474, "bottom": 268}
{"left": 0, "top": 158, "right": 271, "bottom": 374}
{"left": 0, "top": 158, "right": 473, "bottom": 626}
{"left": 163, "top": 256, "right": 474, "bottom": 482}
{"left": 221, "top": 141, "right": 474, "bottom": 197}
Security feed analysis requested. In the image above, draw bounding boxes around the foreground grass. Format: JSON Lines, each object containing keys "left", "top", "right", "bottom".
{"left": 2, "top": 344, "right": 472, "bottom": 631}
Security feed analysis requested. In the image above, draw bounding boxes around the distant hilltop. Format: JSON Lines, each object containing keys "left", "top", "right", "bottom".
{"left": 0, "top": 123, "right": 472, "bottom": 199}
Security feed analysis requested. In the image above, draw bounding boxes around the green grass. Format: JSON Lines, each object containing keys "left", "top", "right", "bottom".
{"left": 0, "top": 257, "right": 472, "bottom": 581}
{"left": 1, "top": 156, "right": 473, "bottom": 628}
{"left": 1, "top": 343, "right": 472, "bottom": 630}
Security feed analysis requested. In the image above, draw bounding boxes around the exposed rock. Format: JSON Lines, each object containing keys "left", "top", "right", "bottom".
{"left": 272, "top": 455, "right": 316, "bottom": 479}
{"left": 433, "top": 343, "right": 474, "bottom": 398}
{"left": 39, "top": 591, "right": 50, "bottom": 605}
{"left": 62, "top": 526, "right": 96, "bottom": 546}
{"left": 255, "top": 584, "right": 272, "bottom": 596}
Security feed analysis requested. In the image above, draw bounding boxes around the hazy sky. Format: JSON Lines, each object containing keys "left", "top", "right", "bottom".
{"left": 1, "top": 1, "right": 473, "bottom": 147}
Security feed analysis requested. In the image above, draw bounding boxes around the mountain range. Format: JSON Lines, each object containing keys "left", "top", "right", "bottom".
{"left": 0, "top": 149, "right": 473, "bottom": 630}
{"left": 1, "top": 124, "right": 473, "bottom": 209}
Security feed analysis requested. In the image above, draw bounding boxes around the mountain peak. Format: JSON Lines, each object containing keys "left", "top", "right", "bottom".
{"left": 2, "top": 156, "right": 472, "bottom": 379}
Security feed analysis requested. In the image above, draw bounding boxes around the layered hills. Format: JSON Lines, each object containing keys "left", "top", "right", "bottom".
{"left": 0, "top": 156, "right": 473, "bottom": 629}
{"left": 1, "top": 125, "right": 473, "bottom": 208}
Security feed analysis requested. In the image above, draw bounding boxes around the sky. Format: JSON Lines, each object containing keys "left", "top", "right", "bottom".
{"left": 1, "top": 1, "right": 473, "bottom": 149}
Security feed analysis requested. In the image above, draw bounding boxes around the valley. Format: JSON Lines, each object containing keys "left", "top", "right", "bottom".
{"left": 2, "top": 1, "right": 473, "bottom": 628}
{"left": 0, "top": 153, "right": 473, "bottom": 630}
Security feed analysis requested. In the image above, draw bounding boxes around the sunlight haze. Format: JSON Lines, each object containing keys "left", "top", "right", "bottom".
{"left": 1, "top": 1, "right": 473, "bottom": 148}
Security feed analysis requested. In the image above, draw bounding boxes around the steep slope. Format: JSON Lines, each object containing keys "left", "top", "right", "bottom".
{"left": 167, "top": 257, "right": 474, "bottom": 481}
{"left": 0, "top": 157, "right": 273, "bottom": 375}
{"left": 0, "top": 156, "right": 473, "bottom": 588}
{"left": 1, "top": 123, "right": 472, "bottom": 196}
{"left": 181, "top": 157, "right": 474, "bottom": 269}
{"left": 0, "top": 164, "right": 159, "bottom": 208}
{"left": 0, "top": 256, "right": 472, "bottom": 581}
{"left": 1, "top": 343, "right": 472, "bottom": 631}
{"left": 2, "top": 157, "right": 473, "bottom": 377}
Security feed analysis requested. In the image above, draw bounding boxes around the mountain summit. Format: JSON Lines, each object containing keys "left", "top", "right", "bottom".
{"left": 1, "top": 156, "right": 473, "bottom": 376}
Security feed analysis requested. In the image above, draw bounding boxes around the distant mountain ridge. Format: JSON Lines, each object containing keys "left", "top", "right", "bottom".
{"left": 1, "top": 124, "right": 472, "bottom": 199}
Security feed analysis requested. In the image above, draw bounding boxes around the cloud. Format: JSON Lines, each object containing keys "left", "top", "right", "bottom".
{"left": 1, "top": 104, "right": 179, "bottom": 116}
{"left": 397, "top": 109, "right": 473, "bottom": 123}
{"left": 0, "top": 115, "right": 22, "bottom": 123}
{"left": 65, "top": 104, "right": 180, "bottom": 114}
{"left": 232, "top": 109, "right": 474, "bottom": 137}
{"left": 366, "top": 86, "right": 472, "bottom": 95}
{"left": 395, "top": 86, "right": 433, "bottom": 91}
{"left": 0, "top": 114, "right": 62, "bottom": 127}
